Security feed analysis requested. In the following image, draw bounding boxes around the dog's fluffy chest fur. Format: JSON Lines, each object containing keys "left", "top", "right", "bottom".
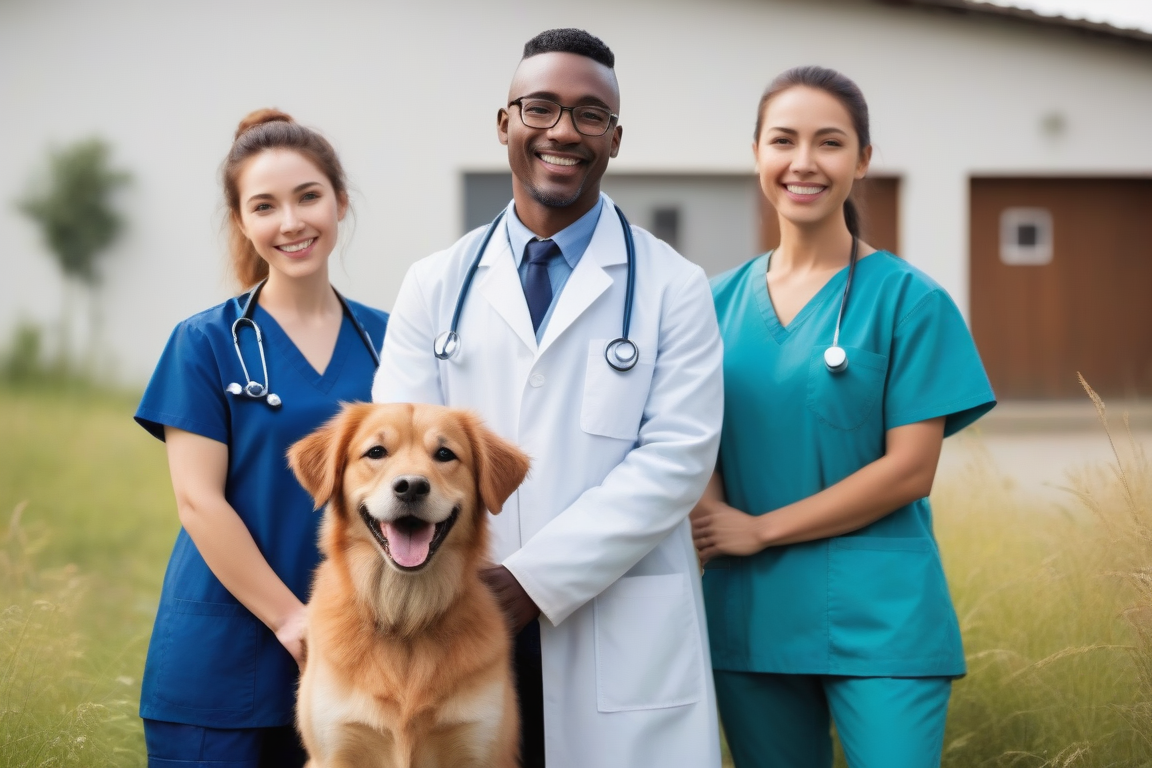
{"left": 301, "top": 561, "right": 513, "bottom": 764}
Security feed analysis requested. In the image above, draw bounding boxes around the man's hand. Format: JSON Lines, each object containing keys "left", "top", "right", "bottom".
{"left": 480, "top": 565, "right": 540, "bottom": 635}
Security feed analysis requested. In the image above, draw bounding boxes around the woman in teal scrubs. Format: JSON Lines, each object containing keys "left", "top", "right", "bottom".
{"left": 691, "top": 67, "right": 995, "bottom": 768}
{"left": 134, "top": 109, "right": 387, "bottom": 767}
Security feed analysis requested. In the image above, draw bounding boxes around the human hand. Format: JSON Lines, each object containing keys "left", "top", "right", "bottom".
{"left": 480, "top": 565, "right": 540, "bottom": 635}
{"left": 274, "top": 604, "right": 308, "bottom": 670}
{"left": 690, "top": 498, "right": 768, "bottom": 564}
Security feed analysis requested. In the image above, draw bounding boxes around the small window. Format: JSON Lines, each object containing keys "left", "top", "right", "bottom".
{"left": 1000, "top": 208, "right": 1053, "bottom": 265}
{"left": 652, "top": 207, "right": 681, "bottom": 250}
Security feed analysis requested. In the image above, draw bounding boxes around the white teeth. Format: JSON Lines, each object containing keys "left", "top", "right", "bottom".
{"left": 787, "top": 185, "right": 825, "bottom": 195}
{"left": 279, "top": 238, "right": 315, "bottom": 253}
{"left": 540, "top": 154, "right": 580, "bottom": 166}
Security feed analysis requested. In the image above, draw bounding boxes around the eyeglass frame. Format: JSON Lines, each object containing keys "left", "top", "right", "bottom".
{"left": 507, "top": 97, "right": 620, "bottom": 137}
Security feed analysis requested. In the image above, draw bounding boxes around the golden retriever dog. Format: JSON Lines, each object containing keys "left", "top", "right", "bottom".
{"left": 288, "top": 402, "right": 530, "bottom": 768}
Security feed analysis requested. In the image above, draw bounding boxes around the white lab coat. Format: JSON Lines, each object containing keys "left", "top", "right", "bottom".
{"left": 372, "top": 195, "right": 723, "bottom": 768}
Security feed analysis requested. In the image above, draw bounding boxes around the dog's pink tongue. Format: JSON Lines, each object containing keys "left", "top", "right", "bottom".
{"left": 384, "top": 520, "right": 435, "bottom": 568}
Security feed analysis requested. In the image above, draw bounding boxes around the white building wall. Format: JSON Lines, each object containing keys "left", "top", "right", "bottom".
{"left": 2, "top": 0, "right": 1151, "bottom": 382}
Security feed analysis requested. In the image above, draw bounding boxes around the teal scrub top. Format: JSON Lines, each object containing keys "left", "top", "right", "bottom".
{"left": 704, "top": 251, "right": 995, "bottom": 678}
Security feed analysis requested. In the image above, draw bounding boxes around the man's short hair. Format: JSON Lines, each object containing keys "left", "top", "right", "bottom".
{"left": 522, "top": 28, "right": 614, "bottom": 69}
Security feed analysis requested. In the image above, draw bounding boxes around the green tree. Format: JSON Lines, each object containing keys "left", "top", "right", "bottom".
{"left": 17, "top": 138, "right": 130, "bottom": 373}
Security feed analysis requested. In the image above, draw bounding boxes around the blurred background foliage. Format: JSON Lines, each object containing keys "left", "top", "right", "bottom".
{"left": 14, "top": 138, "right": 130, "bottom": 383}
{"left": 17, "top": 138, "right": 130, "bottom": 288}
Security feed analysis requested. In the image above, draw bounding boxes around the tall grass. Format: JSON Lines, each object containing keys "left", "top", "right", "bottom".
{"left": 1, "top": 382, "right": 1150, "bottom": 765}
{"left": 932, "top": 377, "right": 1151, "bottom": 768}
{"left": 0, "top": 385, "right": 175, "bottom": 766}
{"left": 0, "top": 502, "right": 131, "bottom": 767}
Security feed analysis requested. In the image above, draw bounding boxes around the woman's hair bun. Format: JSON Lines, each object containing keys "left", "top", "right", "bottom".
{"left": 234, "top": 108, "right": 294, "bottom": 140}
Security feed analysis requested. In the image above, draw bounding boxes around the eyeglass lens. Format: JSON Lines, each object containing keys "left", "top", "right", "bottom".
{"left": 517, "top": 99, "right": 614, "bottom": 136}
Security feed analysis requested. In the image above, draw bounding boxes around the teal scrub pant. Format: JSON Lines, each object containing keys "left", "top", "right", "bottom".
{"left": 715, "top": 671, "right": 951, "bottom": 768}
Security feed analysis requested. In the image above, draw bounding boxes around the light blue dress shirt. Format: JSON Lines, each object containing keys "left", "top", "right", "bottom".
{"left": 506, "top": 197, "right": 604, "bottom": 340}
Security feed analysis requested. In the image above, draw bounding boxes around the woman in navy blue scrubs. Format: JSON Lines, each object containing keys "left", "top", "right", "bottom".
{"left": 134, "top": 109, "right": 387, "bottom": 767}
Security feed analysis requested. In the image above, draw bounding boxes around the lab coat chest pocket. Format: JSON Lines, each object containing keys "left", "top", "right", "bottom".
{"left": 580, "top": 339, "right": 655, "bottom": 441}
{"left": 594, "top": 574, "right": 704, "bottom": 712}
{"left": 806, "top": 346, "right": 889, "bottom": 430}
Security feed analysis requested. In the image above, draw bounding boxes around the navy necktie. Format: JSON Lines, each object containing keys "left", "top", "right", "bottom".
{"left": 523, "top": 238, "right": 560, "bottom": 333}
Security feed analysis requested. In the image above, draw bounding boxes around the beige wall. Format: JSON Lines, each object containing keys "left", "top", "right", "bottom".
{"left": 3, "top": 0, "right": 1151, "bottom": 382}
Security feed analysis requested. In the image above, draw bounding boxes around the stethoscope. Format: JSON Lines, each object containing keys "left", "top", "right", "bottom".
{"left": 821, "top": 235, "right": 859, "bottom": 374}
{"left": 225, "top": 279, "right": 381, "bottom": 409}
{"left": 433, "top": 203, "right": 640, "bottom": 373}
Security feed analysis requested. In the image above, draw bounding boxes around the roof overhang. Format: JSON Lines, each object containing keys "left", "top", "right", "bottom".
{"left": 876, "top": 0, "right": 1152, "bottom": 48}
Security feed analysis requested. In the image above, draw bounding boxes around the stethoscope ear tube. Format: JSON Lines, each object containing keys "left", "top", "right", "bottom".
{"left": 612, "top": 204, "right": 637, "bottom": 353}
{"left": 433, "top": 212, "right": 508, "bottom": 361}
{"left": 823, "top": 235, "right": 859, "bottom": 374}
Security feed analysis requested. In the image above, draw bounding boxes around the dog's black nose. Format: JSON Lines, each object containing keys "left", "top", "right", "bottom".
{"left": 392, "top": 475, "right": 431, "bottom": 502}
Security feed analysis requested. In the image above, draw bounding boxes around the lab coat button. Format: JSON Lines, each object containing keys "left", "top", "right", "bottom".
{"left": 529, "top": 373, "right": 546, "bottom": 388}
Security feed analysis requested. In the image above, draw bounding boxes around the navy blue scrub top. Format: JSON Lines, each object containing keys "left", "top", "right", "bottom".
{"left": 705, "top": 251, "right": 995, "bottom": 678}
{"left": 135, "top": 294, "right": 387, "bottom": 728}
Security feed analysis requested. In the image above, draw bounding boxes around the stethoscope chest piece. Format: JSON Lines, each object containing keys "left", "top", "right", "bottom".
{"left": 605, "top": 337, "right": 639, "bottom": 372}
{"left": 823, "top": 345, "right": 848, "bottom": 373}
{"left": 226, "top": 370, "right": 282, "bottom": 408}
{"left": 433, "top": 330, "right": 460, "bottom": 361}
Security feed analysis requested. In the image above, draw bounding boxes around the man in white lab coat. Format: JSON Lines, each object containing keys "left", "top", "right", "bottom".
{"left": 372, "top": 28, "right": 723, "bottom": 768}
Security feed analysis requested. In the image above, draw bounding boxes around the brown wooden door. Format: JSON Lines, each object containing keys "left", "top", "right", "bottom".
{"left": 759, "top": 176, "right": 900, "bottom": 254}
{"left": 970, "top": 178, "right": 1152, "bottom": 399}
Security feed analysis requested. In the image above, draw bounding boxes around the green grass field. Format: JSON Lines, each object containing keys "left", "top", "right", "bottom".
{"left": 0, "top": 385, "right": 1149, "bottom": 767}
{"left": 0, "top": 386, "right": 174, "bottom": 767}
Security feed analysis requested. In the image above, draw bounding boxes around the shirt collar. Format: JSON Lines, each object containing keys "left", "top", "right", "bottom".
{"left": 507, "top": 195, "right": 605, "bottom": 269}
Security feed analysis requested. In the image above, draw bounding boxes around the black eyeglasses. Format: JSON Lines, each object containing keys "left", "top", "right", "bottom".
{"left": 509, "top": 98, "right": 619, "bottom": 137}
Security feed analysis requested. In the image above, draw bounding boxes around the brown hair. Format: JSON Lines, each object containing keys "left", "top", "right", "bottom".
{"left": 222, "top": 108, "right": 349, "bottom": 288}
{"left": 753, "top": 66, "right": 870, "bottom": 238}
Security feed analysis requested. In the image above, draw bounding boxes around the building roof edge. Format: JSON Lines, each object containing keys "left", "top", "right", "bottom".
{"left": 875, "top": 0, "right": 1152, "bottom": 48}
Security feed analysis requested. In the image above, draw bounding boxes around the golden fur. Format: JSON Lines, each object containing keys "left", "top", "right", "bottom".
{"left": 288, "top": 403, "right": 530, "bottom": 768}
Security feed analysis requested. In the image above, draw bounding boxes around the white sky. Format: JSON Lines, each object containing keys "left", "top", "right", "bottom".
{"left": 977, "top": 0, "right": 1152, "bottom": 32}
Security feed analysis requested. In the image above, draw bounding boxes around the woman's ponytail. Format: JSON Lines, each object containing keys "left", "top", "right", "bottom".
{"left": 843, "top": 198, "right": 861, "bottom": 239}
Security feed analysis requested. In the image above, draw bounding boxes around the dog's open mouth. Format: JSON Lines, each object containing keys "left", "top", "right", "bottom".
{"left": 360, "top": 506, "right": 460, "bottom": 571}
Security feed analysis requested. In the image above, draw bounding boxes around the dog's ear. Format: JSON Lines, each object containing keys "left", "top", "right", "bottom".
{"left": 464, "top": 412, "right": 530, "bottom": 515}
{"left": 288, "top": 403, "right": 367, "bottom": 510}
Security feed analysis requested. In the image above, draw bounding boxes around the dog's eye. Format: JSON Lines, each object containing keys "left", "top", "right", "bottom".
{"left": 364, "top": 445, "right": 387, "bottom": 460}
{"left": 434, "top": 447, "right": 457, "bottom": 463}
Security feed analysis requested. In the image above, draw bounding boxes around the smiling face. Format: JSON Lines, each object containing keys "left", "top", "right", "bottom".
{"left": 753, "top": 86, "right": 871, "bottom": 231}
{"left": 498, "top": 51, "right": 622, "bottom": 218}
{"left": 343, "top": 405, "right": 479, "bottom": 572}
{"left": 234, "top": 148, "right": 347, "bottom": 282}
{"left": 288, "top": 403, "right": 531, "bottom": 578}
